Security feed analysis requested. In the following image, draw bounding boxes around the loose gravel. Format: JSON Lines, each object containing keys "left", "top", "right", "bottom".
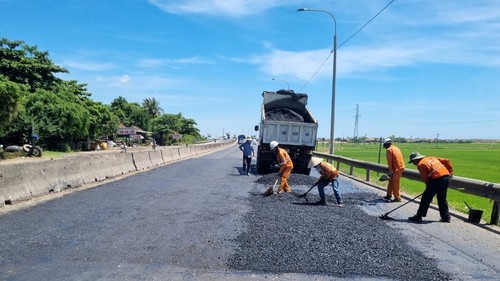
{"left": 227, "top": 175, "right": 452, "bottom": 281}
{"left": 266, "top": 108, "right": 305, "bottom": 122}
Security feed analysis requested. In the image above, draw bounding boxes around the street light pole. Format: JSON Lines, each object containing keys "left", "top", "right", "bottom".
{"left": 298, "top": 8, "right": 337, "bottom": 156}
{"left": 272, "top": 78, "right": 290, "bottom": 90}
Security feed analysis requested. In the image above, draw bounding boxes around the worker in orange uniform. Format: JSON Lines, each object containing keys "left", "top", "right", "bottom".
{"left": 407, "top": 152, "right": 453, "bottom": 223}
{"left": 308, "top": 157, "right": 343, "bottom": 206}
{"left": 383, "top": 138, "right": 405, "bottom": 202}
{"left": 270, "top": 141, "right": 293, "bottom": 193}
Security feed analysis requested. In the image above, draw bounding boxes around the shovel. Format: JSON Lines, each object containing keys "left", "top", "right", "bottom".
{"left": 379, "top": 193, "right": 423, "bottom": 220}
{"left": 297, "top": 183, "right": 317, "bottom": 198}
{"left": 263, "top": 179, "right": 279, "bottom": 197}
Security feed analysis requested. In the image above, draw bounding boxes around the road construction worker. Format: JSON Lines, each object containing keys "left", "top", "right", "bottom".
{"left": 239, "top": 137, "right": 254, "bottom": 175}
{"left": 270, "top": 140, "right": 293, "bottom": 193}
{"left": 308, "top": 157, "right": 343, "bottom": 206}
{"left": 383, "top": 138, "right": 405, "bottom": 202}
{"left": 407, "top": 152, "right": 453, "bottom": 223}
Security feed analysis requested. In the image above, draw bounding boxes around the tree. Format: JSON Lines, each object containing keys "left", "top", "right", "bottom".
{"left": 0, "top": 38, "right": 68, "bottom": 92}
{"left": 143, "top": 97, "right": 163, "bottom": 118}
{"left": 0, "top": 75, "right": 26, "bottom": 137}
{"left": 110, "top": 96, "right": 150, "bottom": 130}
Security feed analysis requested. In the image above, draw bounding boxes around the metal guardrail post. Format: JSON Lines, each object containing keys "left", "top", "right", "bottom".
{"left": 313, "top": 151, "right": 500, "bottom": 225}
{"left": 492, "top": 201, "right": 500, "bottom": 225}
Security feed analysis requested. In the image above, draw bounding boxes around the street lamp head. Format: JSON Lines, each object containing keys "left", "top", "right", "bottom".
{"left": 297, "top": 8, "right": 309, "bottom": 12}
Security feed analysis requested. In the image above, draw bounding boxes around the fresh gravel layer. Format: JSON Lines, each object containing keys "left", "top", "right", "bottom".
{"left": 227, "top": 189, "right": 452, "bottom": 280}
{"left": 255, "top": 173, "right": 318, "bottom": 186}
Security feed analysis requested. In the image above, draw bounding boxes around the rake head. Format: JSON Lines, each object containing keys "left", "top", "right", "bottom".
{"left": 379, "top": 214, "right": 394, "bottom": 220}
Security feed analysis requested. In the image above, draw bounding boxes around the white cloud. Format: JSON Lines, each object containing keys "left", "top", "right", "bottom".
{"left": 147, "top": 0, "right": 300, "bottom": 17}
{"left": 62, "top": 60, "right": 116, "bottom": 72}
{"left": 136, "top": 57, "right": 212, "bottom": 69}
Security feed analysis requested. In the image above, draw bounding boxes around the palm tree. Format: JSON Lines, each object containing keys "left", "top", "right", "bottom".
{"left": 142, "top": 97, "right": 163, "bottom": 118}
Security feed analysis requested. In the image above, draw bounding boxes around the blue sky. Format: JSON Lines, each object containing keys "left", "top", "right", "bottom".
{"left": 2, "top": 0, "right": 499, "bottom": 140}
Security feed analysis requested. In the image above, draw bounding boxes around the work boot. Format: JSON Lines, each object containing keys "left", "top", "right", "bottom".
{"left": 440, "top": 217, "right": 451, "bottom": 223}
{"left": 408, "top": 215, "right": 423, "bottom": 223}
{"left": 315, "top": 198, "right": 327, "bottom": 205}
{"left": 383, "top": 196, "right": 391, "bottom": 200}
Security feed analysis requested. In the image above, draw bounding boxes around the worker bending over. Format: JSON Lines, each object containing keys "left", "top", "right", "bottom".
{"left": 309, "top": 157, "right": 344, "bottom": 207}
{"left": 270, "top": 141, "right": 293, "bottom": 193}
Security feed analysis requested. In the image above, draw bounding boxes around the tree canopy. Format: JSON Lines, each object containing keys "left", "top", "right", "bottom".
{"left": 0, "top": 38, "right": 203, "bottom": 150}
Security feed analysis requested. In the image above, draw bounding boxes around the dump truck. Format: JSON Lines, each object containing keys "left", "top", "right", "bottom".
{"left": 254, "top": 89, "right": 318, "bottom": 175}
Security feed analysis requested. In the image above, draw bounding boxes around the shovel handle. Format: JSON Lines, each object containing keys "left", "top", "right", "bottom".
{"left": 464, "top": 201, "right": 472, "bottom": 210}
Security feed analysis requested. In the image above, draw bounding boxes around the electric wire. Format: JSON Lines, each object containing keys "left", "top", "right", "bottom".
{"left": 299, "top": 0, "right": 398, "bottom": 92}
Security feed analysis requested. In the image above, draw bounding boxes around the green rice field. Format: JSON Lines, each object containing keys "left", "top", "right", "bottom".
{"left": 316, "top": 141, "right": 500, "bottom": 223}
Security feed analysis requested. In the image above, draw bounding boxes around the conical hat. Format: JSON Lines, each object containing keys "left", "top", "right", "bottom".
{"left": 308, "top": 157, "right": 323, "bottom": 168}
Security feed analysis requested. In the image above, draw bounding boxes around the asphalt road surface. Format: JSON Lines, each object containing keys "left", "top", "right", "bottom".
{"left": 0, "top": 145, "right": 498, "bottom": 281}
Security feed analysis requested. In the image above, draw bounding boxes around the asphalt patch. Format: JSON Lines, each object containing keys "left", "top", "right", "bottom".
{"left": 227, "top": 191, "right": 452, "bottom": 280}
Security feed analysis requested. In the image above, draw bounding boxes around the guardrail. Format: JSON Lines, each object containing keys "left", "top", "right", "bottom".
{"left": 313, "top": 152, "right": 500, "bottom": 225}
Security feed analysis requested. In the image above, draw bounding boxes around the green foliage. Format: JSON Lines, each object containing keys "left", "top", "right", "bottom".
{"left": 0, "top": 38, "right": 68, "bottom": 91}
{"left": 0, "top": 75, "right": 26, "bottom": 136}
{"left": 143, "top": 97, "right": 163, "bottom": 118}
{"left": 0, "top": 37, "right": 203, "bottom": 151}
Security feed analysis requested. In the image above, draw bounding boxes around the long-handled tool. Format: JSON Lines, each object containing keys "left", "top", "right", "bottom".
{"left": 263, "top": 179, "right": 279, "bottom": 197}
{"left": 297, "top": 183, "right": 317, "bottom": 198}
{"left": 379, "top": 193, "right": 423, "bottom": 220}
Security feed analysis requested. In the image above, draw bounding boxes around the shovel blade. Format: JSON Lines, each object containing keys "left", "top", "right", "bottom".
{"left": 263, "top": 186, "right": 274, "bottom": 197}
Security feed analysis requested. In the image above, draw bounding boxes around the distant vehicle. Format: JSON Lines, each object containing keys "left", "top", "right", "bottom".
{"left": 238, "top": 135, "right": 246, "bottom": 144}
{"left": 254, "top": 89, "right": 318, "bottom": 175}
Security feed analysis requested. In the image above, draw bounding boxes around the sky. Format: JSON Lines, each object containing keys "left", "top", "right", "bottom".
{"left": 1, "top": 0, "right": 500, "bottom": 140}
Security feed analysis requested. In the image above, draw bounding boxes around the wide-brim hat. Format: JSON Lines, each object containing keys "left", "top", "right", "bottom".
{"left": 307, "top": 157, "right": 323, "bottom": 168}
{"left": 408, "top": 151, "right": 425, "bottom": 163}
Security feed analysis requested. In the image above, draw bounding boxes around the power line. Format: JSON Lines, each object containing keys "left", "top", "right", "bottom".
{"left": 299, "top": 0, "right": 399, "bottom": 91}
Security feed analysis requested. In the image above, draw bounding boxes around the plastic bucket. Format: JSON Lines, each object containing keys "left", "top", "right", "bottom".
{"left": 468, "top": 209, "right": 483, "bottom": 223}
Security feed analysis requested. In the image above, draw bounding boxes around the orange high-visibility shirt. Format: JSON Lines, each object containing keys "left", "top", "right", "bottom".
{"left": 417, "top": 157, "right": 453, "bottom": 183}
{"left": 277, "top": 147, "right": 293, "bottom": 172}
{"left": 386, "top": 145, "right": 405, "bottom": 172}
{"left": 318, "top": 162, "right": 339, "bottom": 182}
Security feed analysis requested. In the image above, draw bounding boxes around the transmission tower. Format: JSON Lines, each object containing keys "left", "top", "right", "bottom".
{"left": 353, "top": 104, "right": 359, "bottom": 143}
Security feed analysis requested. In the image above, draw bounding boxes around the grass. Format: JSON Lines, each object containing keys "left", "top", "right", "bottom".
{"left": 316, "top": 142, "right": 500, "bottom": 223}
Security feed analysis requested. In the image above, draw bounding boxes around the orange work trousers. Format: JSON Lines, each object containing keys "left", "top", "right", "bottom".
{"left": 277, "top": 166, "right": 292, "bottom": 193}
{"left": 387, "top": 169, "right": 404, "bottom": 200}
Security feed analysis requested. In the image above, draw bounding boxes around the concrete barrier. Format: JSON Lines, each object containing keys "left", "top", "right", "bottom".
{"left": 162, "top": 148, "right": 174, "bottom": 163}
{"left": 171, "top": 147, "right": 181, "bottom": 161}
{"left": 132, "top": 150, "right": 153, "bottom": 171}
{"left": 149, "top": 150, "right": 164, "bottom": 166}
{"left": 0, "top": 140, "right": 235, "bottom": 208}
